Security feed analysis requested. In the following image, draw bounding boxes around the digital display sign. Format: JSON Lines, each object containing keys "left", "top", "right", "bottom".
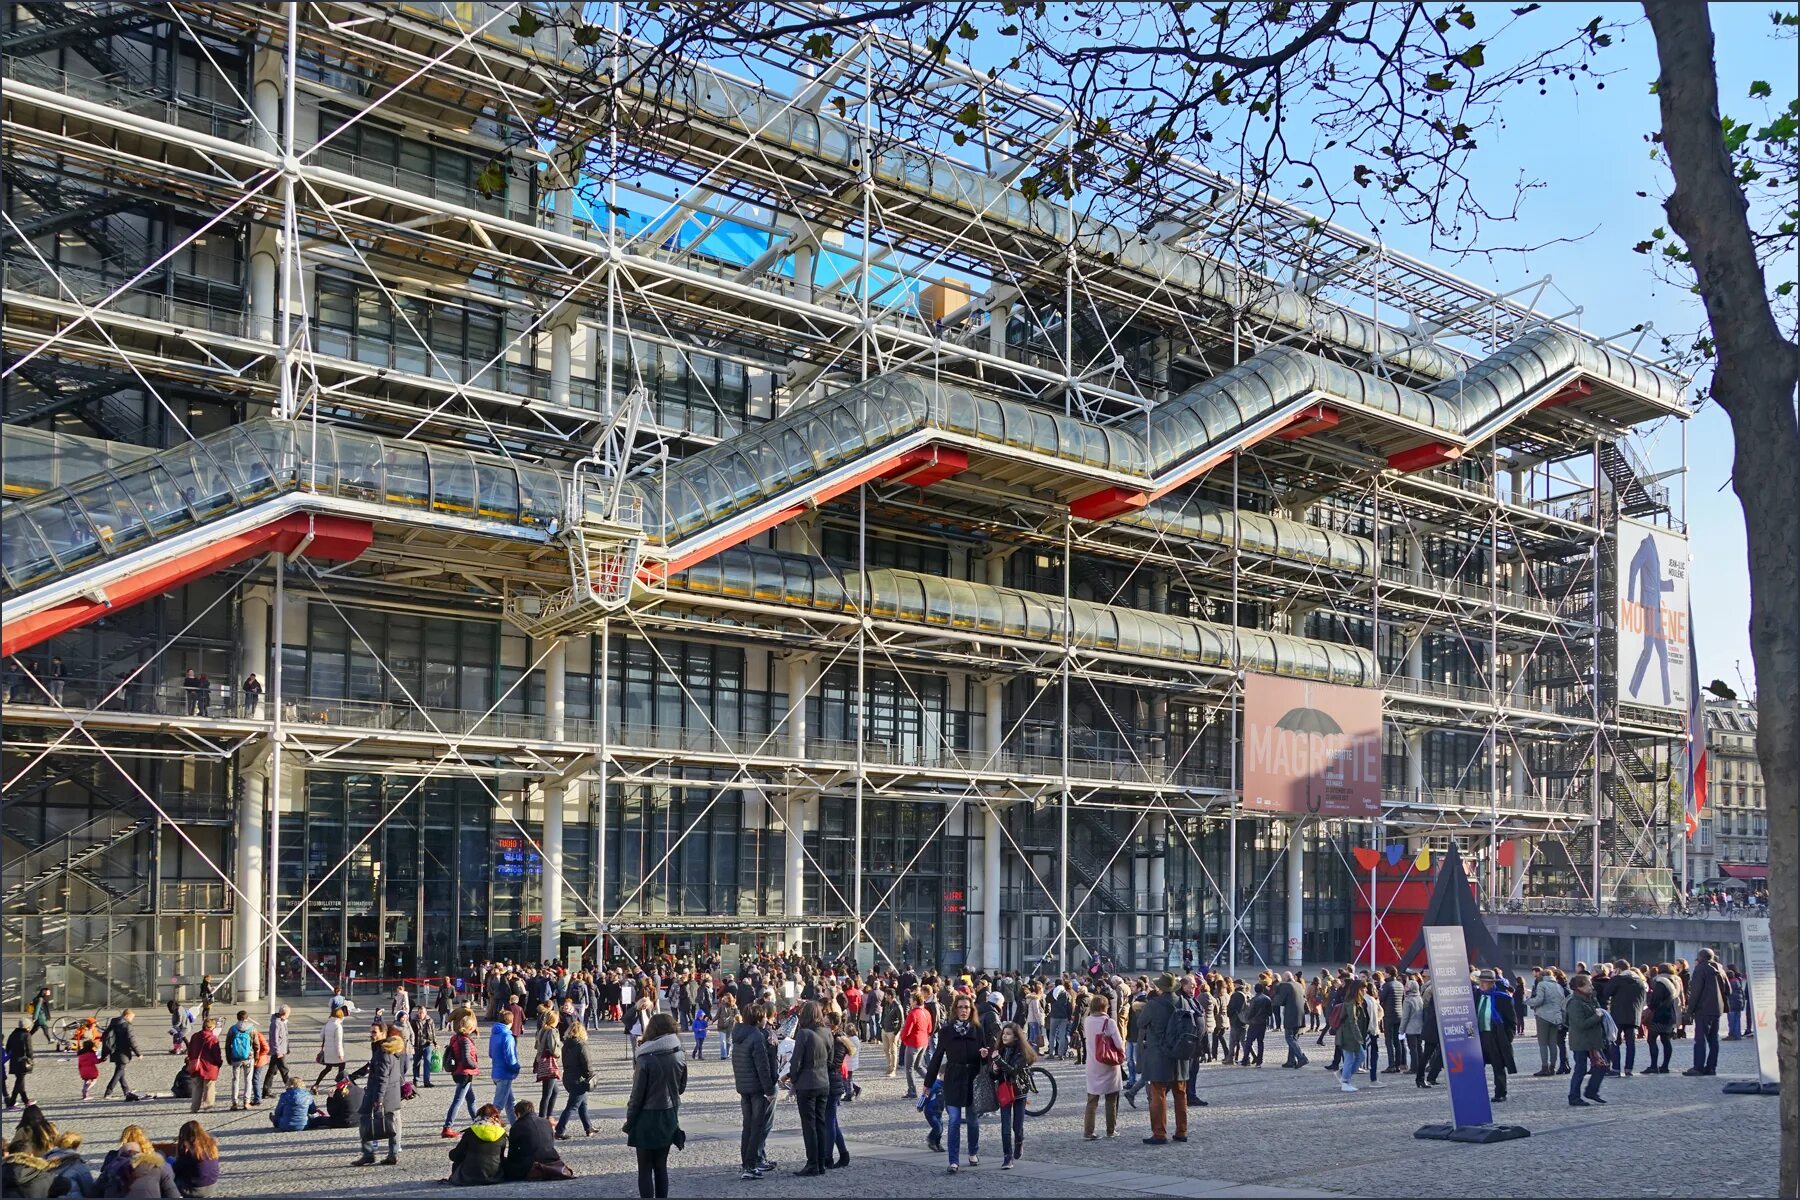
{"left": 494, "top": 836, "right": 542, "bottom": 879}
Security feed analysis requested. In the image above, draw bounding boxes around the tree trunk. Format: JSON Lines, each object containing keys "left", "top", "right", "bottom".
{"left": 1645, "top": 5, "right": 1800, "bottom": 1195}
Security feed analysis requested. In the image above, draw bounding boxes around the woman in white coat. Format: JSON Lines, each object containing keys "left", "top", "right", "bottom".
{"left": 1080, "top": 994, "right": 1123, "bottom": 1140}
{"left": 314, "top": 1005, "right": 348, "bottom": 1089}
{"left": 1525, "top": 968, "right": 1568, "bottom": 1076}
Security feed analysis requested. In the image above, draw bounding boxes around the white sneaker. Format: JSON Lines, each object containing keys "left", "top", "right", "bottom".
{"left": 1340, "top": 1082, "right": 1358, "bottom": 1092}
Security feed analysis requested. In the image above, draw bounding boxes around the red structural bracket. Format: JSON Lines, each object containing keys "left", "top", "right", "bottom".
{"left": 1276, "top": 403, "right": 1341, "bottom": 440}
{"left": 1386, "top": 441, "right": 1463, "bottom": 473}
{"left": 643, "top": 443, "right": 968, "bottom": 582}
{"left": 2, "top": 511, "right": 371, "bottom": 659}
{"left": 1535, "top": 379, "right": 1594, "bottom": 410}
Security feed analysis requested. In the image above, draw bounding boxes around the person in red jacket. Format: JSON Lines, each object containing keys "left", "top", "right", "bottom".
{"left": 185, "top": 1017, "right": 224, "bottom": 1113}
{"left": 899, "top": 990, "right": 934, "bottom": 1100}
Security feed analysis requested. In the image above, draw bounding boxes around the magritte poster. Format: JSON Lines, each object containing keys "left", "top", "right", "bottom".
{"left": 1242, "top": 673, "right": 1382, "bottom": 816}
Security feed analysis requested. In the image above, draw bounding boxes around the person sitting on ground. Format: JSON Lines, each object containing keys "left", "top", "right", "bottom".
{"left": 96, "top": 1125, "right": 174, "bottom": 1198}
{"left": 171, "top": 1121, "right": 220, "bottom": 1198}
{"left": 500, "top": 1100, "right": 568, "bottom": 1182}
{"left": 446, "top": 1103, "right": 508, "bottom": 1187}
{"left": 3, "top": 1103, "right": 96, "bottom": 1198}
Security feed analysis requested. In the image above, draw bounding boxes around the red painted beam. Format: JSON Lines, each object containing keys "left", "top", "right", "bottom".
{"left": 1277, "top": 403, "right": 1341, "bottom": 440}
{"left": 1386, "top": 442, "right": 1463, "bottom": 473}
{"left": 1535, "top": 379, "right": 1594, "bottom": 409}
{"left": 1069, "top": 486, "right": 1151, "bottom": 522}
{"left": 644, "top": 442, "right": 968, "bottom": 582}
{"left": 2, "top": 512, "right": 371, "bottom": 659}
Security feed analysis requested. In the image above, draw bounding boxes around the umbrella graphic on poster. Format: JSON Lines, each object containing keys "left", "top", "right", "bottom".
{"left": 1276, "top": 707, "right": 1342, "bottom": 735}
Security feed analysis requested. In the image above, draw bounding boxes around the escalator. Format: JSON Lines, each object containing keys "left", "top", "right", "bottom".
{"left": 4, "top": 327, "right": 1679, "bottom": 658}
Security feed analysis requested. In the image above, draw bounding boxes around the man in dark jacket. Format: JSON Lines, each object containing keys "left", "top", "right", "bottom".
{"left": 1275, "top": 972, "right": 1308, "bottom": 1067}
{"left": 1684, "top": 947, "right": 1729, "bottom": 1075}
{"left": 1605, "top": 961, "right": 1648, "bottom": 1075}
{"left": 1131, "top": 973, "right": 1190, "bottom": 1145}
{"left": 786, "top": 1008, "right": 833, "bottom": 1177}
{"left": 732, "top": 1006, "right": 779, "bottom": 1180}
{"left": 501, "top": 1100, "right": 562, "bottom": 1181}
{"left": 1475, "top": 971, "right": 1514, "bottom": 1103}
{"left": 355, "top": 1025, "right": 407, "bottom": 1165}
{"left": 102, "top": 1008, "right": 140, "bottom": 1100}
{"left": 1379, "top": 971, "right": 1406, "bottom": 1073}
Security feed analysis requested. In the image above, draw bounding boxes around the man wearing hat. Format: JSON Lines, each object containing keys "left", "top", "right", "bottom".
{"left": 1130, "top": 973, "right": 1196, "bottom": 1144}
{"left": 1474, "top": 969, "right": 1515, "bottom": 1103}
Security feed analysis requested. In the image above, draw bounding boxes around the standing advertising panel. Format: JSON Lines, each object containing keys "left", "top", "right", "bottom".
{"left": 1242, "top": 674, "right": 1382, "bottom": 816}
{"left": 1615, "top": 517, "right": 1690, "bottom": 711}
{"left": 1424, "top": 925, "right": 1493, "bottom": 1129}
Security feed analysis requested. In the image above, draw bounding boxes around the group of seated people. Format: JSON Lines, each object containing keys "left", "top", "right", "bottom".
{"left": 2, "top": 1106, "right": 219, "bottom": 1198}
{"left": 445, "top": 1101, "right": 571, "bottom": 1186}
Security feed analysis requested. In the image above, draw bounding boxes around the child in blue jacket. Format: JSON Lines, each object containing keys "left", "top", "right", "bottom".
{"left": 915, "top": 1078, "right": 944, "bottom": 1151}
{"left": 690, "top": 1012, "right": 709, "bottom": 1059}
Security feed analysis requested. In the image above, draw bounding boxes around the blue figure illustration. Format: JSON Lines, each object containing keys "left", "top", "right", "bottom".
{"left": 1626, "top": 532, "right": 1672, "bottom": 704}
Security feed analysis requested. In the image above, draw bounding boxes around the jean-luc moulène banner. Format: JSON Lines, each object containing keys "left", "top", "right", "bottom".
{"left": 1424, "top": 925, "right": 1493, "bottom": 1129}
{"left": 1241, "top": 674, "right": 1382, "bottom": 816}
{"left": 1738, "top": 916, "right": 1780, "bottom": 1088}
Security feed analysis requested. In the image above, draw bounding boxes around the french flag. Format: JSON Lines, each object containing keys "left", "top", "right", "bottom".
{"left": 1683, "top": 607, "right": 1707, "bottom": 838}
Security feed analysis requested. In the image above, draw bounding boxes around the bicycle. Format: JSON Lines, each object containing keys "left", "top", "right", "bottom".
{"left": 1021, "top": 1064, "right": 1057, "bottom": 1117}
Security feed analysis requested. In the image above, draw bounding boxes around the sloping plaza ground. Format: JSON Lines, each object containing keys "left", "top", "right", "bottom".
{"left": 5, "top": 1004, "right": 1780, "bottom": 1197}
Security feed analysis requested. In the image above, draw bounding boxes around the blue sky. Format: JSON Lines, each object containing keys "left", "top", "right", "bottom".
{"left": 1369, "top": 3, "right": 1797, "bottom": 694}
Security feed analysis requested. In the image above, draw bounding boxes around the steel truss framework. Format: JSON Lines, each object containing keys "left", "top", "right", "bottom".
{"left": 1, "top": 1, "right": 1692, "bottom": 1004}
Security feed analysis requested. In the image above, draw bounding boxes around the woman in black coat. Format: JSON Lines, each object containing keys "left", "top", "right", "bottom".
{"left": 555, "top": 1024, "right": 593, "bottom": 1138}
{"left": 922, "top": 995, "right": 993, "bottom": 1173}
{"left": 785, "top": 1002, "right": 833, "bottom": 1178}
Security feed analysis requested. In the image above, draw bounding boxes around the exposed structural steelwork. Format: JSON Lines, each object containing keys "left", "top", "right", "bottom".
{"left": 2, "top": 1, "right": 1693, "bottom": 1006}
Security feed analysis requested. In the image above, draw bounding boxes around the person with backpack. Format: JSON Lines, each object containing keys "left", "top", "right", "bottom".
{"left": 102, "top": 1008, "right": 140, "bottom": 1101}
{"left": 441, "top": 1012, "right": 482, "bottom": 1138}
{"left": 225, "top": 1011, "right": 257, "bottom": 1110}
{"left": 185, "top": 1017, "right": 224, "bottom": 1112}
{"left": 1129, "top": 973, "right": 1195, "bottom": 1144}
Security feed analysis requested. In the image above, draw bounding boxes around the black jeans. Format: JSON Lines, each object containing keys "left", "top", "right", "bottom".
{"left": 1647, "top": 1030, "right": 1673, "bottom": 1070}
{"left": 1384, "top": 1021, "right": 1405, "bottom": 1069}
{"left": 998, "top": 1098, "right": 1026, "bottom": 1160}
{"left": 264, "top": 1055, "right": 293, "bottom": 1098}
{"left": 1415, "top": 1044, "right": 1442, "bottom": 1085}
{"left": 6, "top": 1072, "right": 30, "bottom": 1106}
{"left": 1405, "top": 1034, "right": 1424, "bottom": 1077}
{"left": 1569, "top": 1050, "right": 1603, "bottom": 1101}
{"left": 1608, "top": 1026, "right": 1638, "bottom": 1073}
{"left": 794, "top": 1088, "right": 830, "bottom": 1170}
{"left": 105, "top": 1060, "right": 132, "bottom": 1098}
{"left": 739, "top": 1093, "right": 771, "bottom": 1170}
{"left": 1693, "top": 1015, "right": 1721, "bottom": 1071}
{"left": 635, "top": 1145, "right": 670, "bottom": 1197}
{"left": 1241, "top": 1026, "right": 1266, "bottom": 1065}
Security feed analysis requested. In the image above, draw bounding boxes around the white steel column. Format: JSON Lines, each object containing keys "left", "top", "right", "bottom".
{"left": 540, "top": 639, "right": 567, "bottom": 964}
{"left": 980, "top": 676, "right": 1004, "bottom": 970}
{"left": 783, "top": 655, "right": 812, "bottom": 952}
{"left": 1146, "top": 813, "right": 1167, "bottom": 968}
{"left": 1286, "top": 818, "right": 1306, "bottom": 967}
{"left": 234, "top": 587, "right": 272, "bottom": 1003}
{"left": 249, "top": 49, "right": 280, "bottom": 342}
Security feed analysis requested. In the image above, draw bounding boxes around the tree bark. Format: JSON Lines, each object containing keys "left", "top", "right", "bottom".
{"left": 1645, "top": 5, "right": 1800, "bottom": 1195}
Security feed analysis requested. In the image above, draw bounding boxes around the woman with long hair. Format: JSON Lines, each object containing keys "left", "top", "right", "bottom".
{"left": 993, "top": 1021, "right": 1038, "bottom": 1168}
{"left": 921, "top": 994, "right": 993, "bottom": 1174}
{"left": 623, "top": 1013, "right": 686, "bottom": 1198}
{"left": 1082, "top": 993, "right": 1123, "bottom": 1139}
{"left": 173, "top": 1120, "right": 221, "bottom": 1197}
{"left": 786, "top": 1001, "right": 833, "bottom": 1177}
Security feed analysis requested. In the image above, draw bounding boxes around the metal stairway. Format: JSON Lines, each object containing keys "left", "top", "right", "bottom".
{"left": 2, "top": 816, "right": 154, "bottom": 905}
{"left": 3, "top": 2, "right": 160, "bottom": 76}
{"left": 1597, "top": 440, "right": 1666, "bottom": 518}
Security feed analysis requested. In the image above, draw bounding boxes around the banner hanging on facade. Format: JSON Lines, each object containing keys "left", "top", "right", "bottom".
{"left": 1424, "top": 925, "right": 1493, "bottom": 1130}
{"left": 1615, "top": 517, "right": 1690, "bottom": 712}
{"left": 1242, "top": 674, "right": 1382, "bottom": 816}
{"left": 1738, "top": 916, "right": 1780, "bottom": 1088}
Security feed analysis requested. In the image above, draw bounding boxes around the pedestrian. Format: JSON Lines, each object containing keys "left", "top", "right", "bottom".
{"left": 1082, "top": 993, "right": 1124, "bottom": 1139}
{"left": 1474, "top": 970, "right": 1513, "bottom": 1103}
{"left": 553, "top": 1019, "right": 594, "bottom": 1140}
{"left": 1275, "top": 972, "right": 1308, "bottom": 1068}
{"left": 993, "top": 1022, "right": 1036, "bottom": 1168}
{"left": 197, "top": 672, "right": 212, "bottom": 716}
{"left": 533, "top": 1009, "right": 563, "bottom": 1115}
{"left": 489, "top": 1007, "right": 521, "bottom": 1123}
{"left": 1526, "top": 967, "right": 1567, "bottom": 1076}
{"left": 241, "top": 672, "right": 263, "bottom": 717}
{"left": 1607, "top": 959, "right": 1647, "bottom": 1076}
{"left": 28, "top": 988, "right": 56, "bottom": 1050}
{"left": 1565, "top": 973, "right": 1609, "bottom": 1106}
{"left": 1241, "top": 981, "right": 1272, "bottom": 1067}
{"left": 787, "top": 1001, "right": 834, "bottom": 1177}
{"left": 353, "top": 1024, "right": 406, "bottom": 1166}
{"left": 411, "top": 1006, "right": 438, "bottom": 1089}
{"left": 922, "top": 993, "right": 992, "bottom": 1173}
{"left": 1726, "top": 966, "right": 1747, "bottom": 1040}
{"left": 1335, "top": 978, "right": 1371, "bottom": 1093}
{"left": 315, "top": 1005, "right": 348, "bottom": 1089}
{"left": 172, "top": 1120, "right": 221, "bottom": 1196}
{"left": 900, "top": 989, "right": 933, "bottom": 1098}
{"left": 197, "top": 975, "right": 215, "bottom": 1024}
{"left": 1684, "top": 947, "right": 1728, "bottom": 1076}
{"left": 440, "top": 1012, "right": 482, "bottom": 1137}
{"left": 1131, "top": 973, "right": 1195, "bottom": 1145}
{"left": 185, "top": 1017, "right": 223, "bottom": 1112}
{"left": 624, "top": 1013, "right": 687, "bottom": 1199}
{"left": 76, "top": 1027, "right": 101, "bottom": 1101}
{"left": 263, "top": 1005, "right": 293, "bottom": 1100}
{"left": 1645, "top": 963, "right": 1681, "bottom": 1072}
{"left": 447, "top": 1103, "right": 508, "bottom": 1185}
{"left": 167, "top": 999, "right": 189, "bottom": 1055}
{"left": 1401, "top": 976, "right": 1426, "bottom": 1077}
{"left": 689, "top": 1010, "right": 709, "bottom": 1060}
{"left": 101, "top": 1007, "right": 140, "bottom": 1100}
{"left": 4, "top": 1018, "right": 33, "bottom": 1108}
{"left": 225, "top": 1010, "right": 257, "bottom": 1110}
{"left": 731, "top": 1003, "right": 779, "bottom": 1180}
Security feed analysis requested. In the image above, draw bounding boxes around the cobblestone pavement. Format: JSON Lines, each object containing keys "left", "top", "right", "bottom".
{"left": 2, "top": 1006, "right": 1779, "bottom": 1196}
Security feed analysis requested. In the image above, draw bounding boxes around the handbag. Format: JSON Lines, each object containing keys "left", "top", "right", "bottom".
{"left": 534, "top": 1050, "right": 562, "bottom": 1082}
{"left": 429, "top": 1048, "right": 443, "bottom": 1073}
{"left": 1587, "top": 1049, "right": 1609, "bottom": 1072}
{"left": 1095, "top": 1022, "right": 1125, "bottom": 1067}
{"left": 996, "top": 1079, "right": 1016, "bottom": 1108}
{"left": 526, "top": 1160, "right": 575, "bottom": 1182}
{"left": 970, "top": 1065, "right": 999, "bottom": 1116}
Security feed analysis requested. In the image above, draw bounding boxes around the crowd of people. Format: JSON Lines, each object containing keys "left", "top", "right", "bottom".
{"left": 0, "top": 944, "right": 1759, "bottom": 1197}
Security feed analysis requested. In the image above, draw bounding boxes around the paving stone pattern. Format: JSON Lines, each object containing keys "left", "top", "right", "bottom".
{"left": 2, "top": 1006, "right": 1779, "bottom": 1197}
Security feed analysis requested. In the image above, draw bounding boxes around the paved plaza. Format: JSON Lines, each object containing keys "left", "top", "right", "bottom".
{"left": 2, "top": 1004, "right": 1781, "bottom": 1197}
